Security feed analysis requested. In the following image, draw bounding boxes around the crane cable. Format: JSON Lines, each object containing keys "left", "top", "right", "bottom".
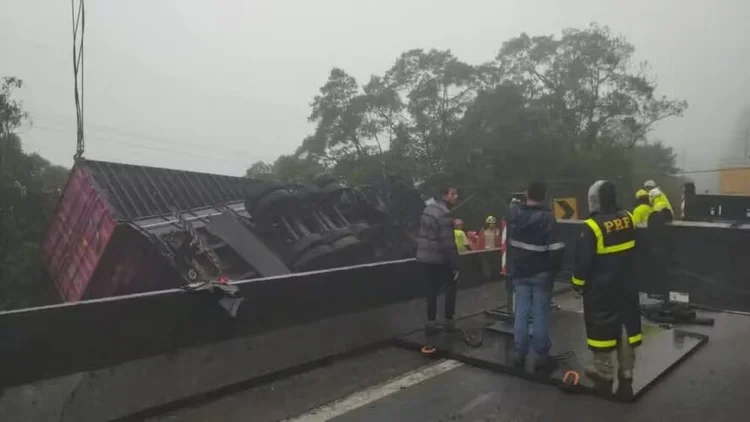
{"left": 71, "top": 0, "right": 85, "bottom": 161}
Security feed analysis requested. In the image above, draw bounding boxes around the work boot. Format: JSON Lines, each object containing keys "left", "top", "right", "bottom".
{"left": 534, "top": 355, "right": 558, "bottom": 373}
{"left": 615, "top": 375, "right": 635, "bottom": 402}
{"left": 443, "top": 319, "right": 457, "bottom": 332}
{"left": 584, "top": 365, "right": 614, "bottom": 383}
{"left": 425, "top": 320, "right": 441, "bottom": 335}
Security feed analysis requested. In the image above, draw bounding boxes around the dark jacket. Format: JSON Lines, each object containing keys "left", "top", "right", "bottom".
{"left": 572, "top": 208, "right": 641, "bottom": 351}
{"left": 506, "top": 202, "right": 564, "bottom": 278}
{"left": 416, "top": 201, "right": 460, "bottom": 270}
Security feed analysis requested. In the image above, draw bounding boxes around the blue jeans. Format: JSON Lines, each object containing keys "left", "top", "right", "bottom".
{"left": 513, "top": 273, "right": 553, "bottom": 356}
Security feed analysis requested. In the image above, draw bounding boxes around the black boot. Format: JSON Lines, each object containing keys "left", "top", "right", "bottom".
{"left": 615, "top": 372, "right": 634, "bottom": 402}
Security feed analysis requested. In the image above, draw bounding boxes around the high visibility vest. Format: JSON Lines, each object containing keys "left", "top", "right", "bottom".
{"left": 632, "top": 204, "right": 653, "bottom": 226}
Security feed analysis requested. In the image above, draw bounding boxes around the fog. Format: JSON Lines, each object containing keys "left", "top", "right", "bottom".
{"left": 1, "top": 0, "right": 748, "bottom": 191}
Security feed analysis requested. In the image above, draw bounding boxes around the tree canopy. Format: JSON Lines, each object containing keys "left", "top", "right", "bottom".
{"left": 248, "top": 23, "right": 687, "bottom": 219}
{"left": 0, "top": 77, "right": 68, "bottom": 310}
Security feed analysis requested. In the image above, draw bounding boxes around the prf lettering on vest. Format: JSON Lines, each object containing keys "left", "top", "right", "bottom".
{"left": 603, "top": 216, "right": 632, "bottom": 234}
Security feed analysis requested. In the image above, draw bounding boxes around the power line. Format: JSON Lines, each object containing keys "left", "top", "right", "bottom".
{"left": 32, "top": 113, "right": 261, "bottom": 158}
{"left": 27, "top": 123, "right": 258, "bottom": 166}
{"left": 71, "top": 0, "right": 86, "bottom": 161}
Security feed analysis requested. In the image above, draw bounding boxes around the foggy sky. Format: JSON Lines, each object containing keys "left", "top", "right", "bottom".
{"left": 1, "top": 0, "right": 748, "bottom": 191}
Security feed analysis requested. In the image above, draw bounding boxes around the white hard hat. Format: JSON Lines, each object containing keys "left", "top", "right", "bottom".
{"left": 644, "top": 180, "right": 657, "bottom": 189}
{"left": 648, "top": 188, "right": 662, "bottom": 199}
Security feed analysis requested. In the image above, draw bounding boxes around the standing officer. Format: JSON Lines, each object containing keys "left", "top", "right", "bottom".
{"left": 571, "top": 180, "right": 642, "bottom": 386}
{"left": 632, "top": 189, "right": 653, "bottom": 226}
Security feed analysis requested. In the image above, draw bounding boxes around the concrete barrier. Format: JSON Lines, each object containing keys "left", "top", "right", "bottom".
{"left": 557, "top": 219, "right": 750, "bottom": 312}
{"left": 0, "top": 250, "right": 505, "bottom": 421}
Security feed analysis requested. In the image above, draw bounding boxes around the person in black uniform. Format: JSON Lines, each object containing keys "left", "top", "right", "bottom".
{"left": 571, "top": 180, "right": 642, "bottom": 386}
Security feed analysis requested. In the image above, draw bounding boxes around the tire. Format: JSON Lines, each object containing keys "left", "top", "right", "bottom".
{"left": 329, "top": 235, "right": 361, "bottom": 251}
{"left": 292, "top": 244, "right": 334, "bottom": 271}
{"left": 290, "top": 233, "right": 327, "bottom": 258}
{"left": 323, "top": 228, "right": 354, "bottom": 243}
{"left": 253, "top": 189, "right": 293, "bottom": 219}
{"left": 245, "top": 185, "right": 288, "bottom": 214}
{"left": 329, "top": 235, "right": 371, "bottom": 266}
{"left": 349, "top": 222, "right": 370, "bottom": 234}
{"left": 321, "top": 185, "right": 346, "bottom": 204}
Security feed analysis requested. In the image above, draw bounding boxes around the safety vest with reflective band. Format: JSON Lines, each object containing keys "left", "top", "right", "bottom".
{"left": 632, "top": 203, "right": 652, "bottom": 226}
{"left": 571, "top": 211, "right": 636, "bottom": 288}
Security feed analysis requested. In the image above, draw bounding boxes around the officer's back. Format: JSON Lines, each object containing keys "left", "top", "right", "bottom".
{"left": 580, "top": 183, "right": 637, "bottom": 289}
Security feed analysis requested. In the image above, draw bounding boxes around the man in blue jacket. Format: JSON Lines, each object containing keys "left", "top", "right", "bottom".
{"left": 416, "top": 185, "right": 461, "bottom": 333}
{"left": 507, "top": 181, "right": 565, "bottom": 371}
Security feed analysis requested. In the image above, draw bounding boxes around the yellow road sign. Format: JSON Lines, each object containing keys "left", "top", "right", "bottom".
{"left": 553, "top": 198, "right": 578, "bottom": 220}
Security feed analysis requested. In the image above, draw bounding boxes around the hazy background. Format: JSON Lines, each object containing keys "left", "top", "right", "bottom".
{"left": 1, "top": 0, "right": 748, "bottom": 191}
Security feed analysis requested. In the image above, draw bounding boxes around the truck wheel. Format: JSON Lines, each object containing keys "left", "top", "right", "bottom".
{"left": 290, "top": 233, "right": 326, "bottom": 257}
{"left": 244, "top": 183, "right": 288, "bottom": 213}
{"left": 253, "top": 189, "right": 294, "bottom": 220}
{"left": 292, "top": 244, "right": 334, "bottom": 271}
{"left": 323, "top": 228, "right": 354, "bottom": 243}
{"left": 330, "top": 235, "right": 360, "bottom": 251}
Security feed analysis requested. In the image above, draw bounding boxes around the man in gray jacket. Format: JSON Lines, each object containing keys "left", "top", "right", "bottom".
{"left": 416, "top": 185, "right": 461, "bottom": 333}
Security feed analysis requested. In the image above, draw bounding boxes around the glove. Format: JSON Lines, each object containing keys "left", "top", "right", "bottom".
{"left": 453, "top": 270, "right": 460, "bottom": 282}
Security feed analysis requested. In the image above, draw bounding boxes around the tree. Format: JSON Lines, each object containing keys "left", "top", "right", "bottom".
{"left": 245, "top": 160, "right": 274, "bottom": 179}
{"left": 301, "top": 69, "right": 378, "bottom": 165}
{"left": 381, "top": 49, "right": 480, "bottom": 180}
{"left": 0, "top": 77, "right": 30, "bottom": 138}
{"left": 272, "top": 155, "right": 326, "bottom": 183}
{"left": 245, "top": 155, "right": 326, "bottom": 184}
{"left": 0, "top": 77, "right": 66, "bottom": 310}
{"left": 257, "top": 23, "right": 686, "bottom": 221}
{"left": 496, "top": 23, "right": 687, "bottom": 148}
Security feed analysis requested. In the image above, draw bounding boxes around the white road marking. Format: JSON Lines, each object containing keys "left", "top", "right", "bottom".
{"left": 285, "top": 359, "right": 464, "bottom": 422}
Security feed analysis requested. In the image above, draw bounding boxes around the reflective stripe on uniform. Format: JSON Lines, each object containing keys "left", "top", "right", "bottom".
{"left": 508, "top": 239, "right": 565, "bottom": 252}
{"left": 571, "top": 276, "right": 585, "bottom": 286}
{"left": 584, "top": 217, "right": 635, "bottom": 255}
{"left": 587, "top": 338, "right": 617, "bottom": 349}
{"left": 547, "top": 242, "right": 565, "bottom": 250}
{"left": 587, "top": 333, "right": 642, "bottom": 350}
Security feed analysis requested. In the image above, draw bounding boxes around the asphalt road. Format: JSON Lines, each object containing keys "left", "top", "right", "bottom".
{"left": 153, "top": 302, "right": 750, "bottom": 422}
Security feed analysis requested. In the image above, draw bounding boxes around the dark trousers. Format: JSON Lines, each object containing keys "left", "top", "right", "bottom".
{"left": 423, "top": 263, "right": 457, "bottom": 321}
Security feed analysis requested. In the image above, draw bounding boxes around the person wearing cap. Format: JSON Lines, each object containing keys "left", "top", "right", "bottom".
{"left": 572, "top": 180, "right": 641, "bottom": 387}
{"left": 632, "top": 189, "right": 653, "bottom": 226}
{"left": 643, "top": 180, "right": 674, "bottom": 222}
{"left": 453, "top": 219, "right": 471, "bottom": 253}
